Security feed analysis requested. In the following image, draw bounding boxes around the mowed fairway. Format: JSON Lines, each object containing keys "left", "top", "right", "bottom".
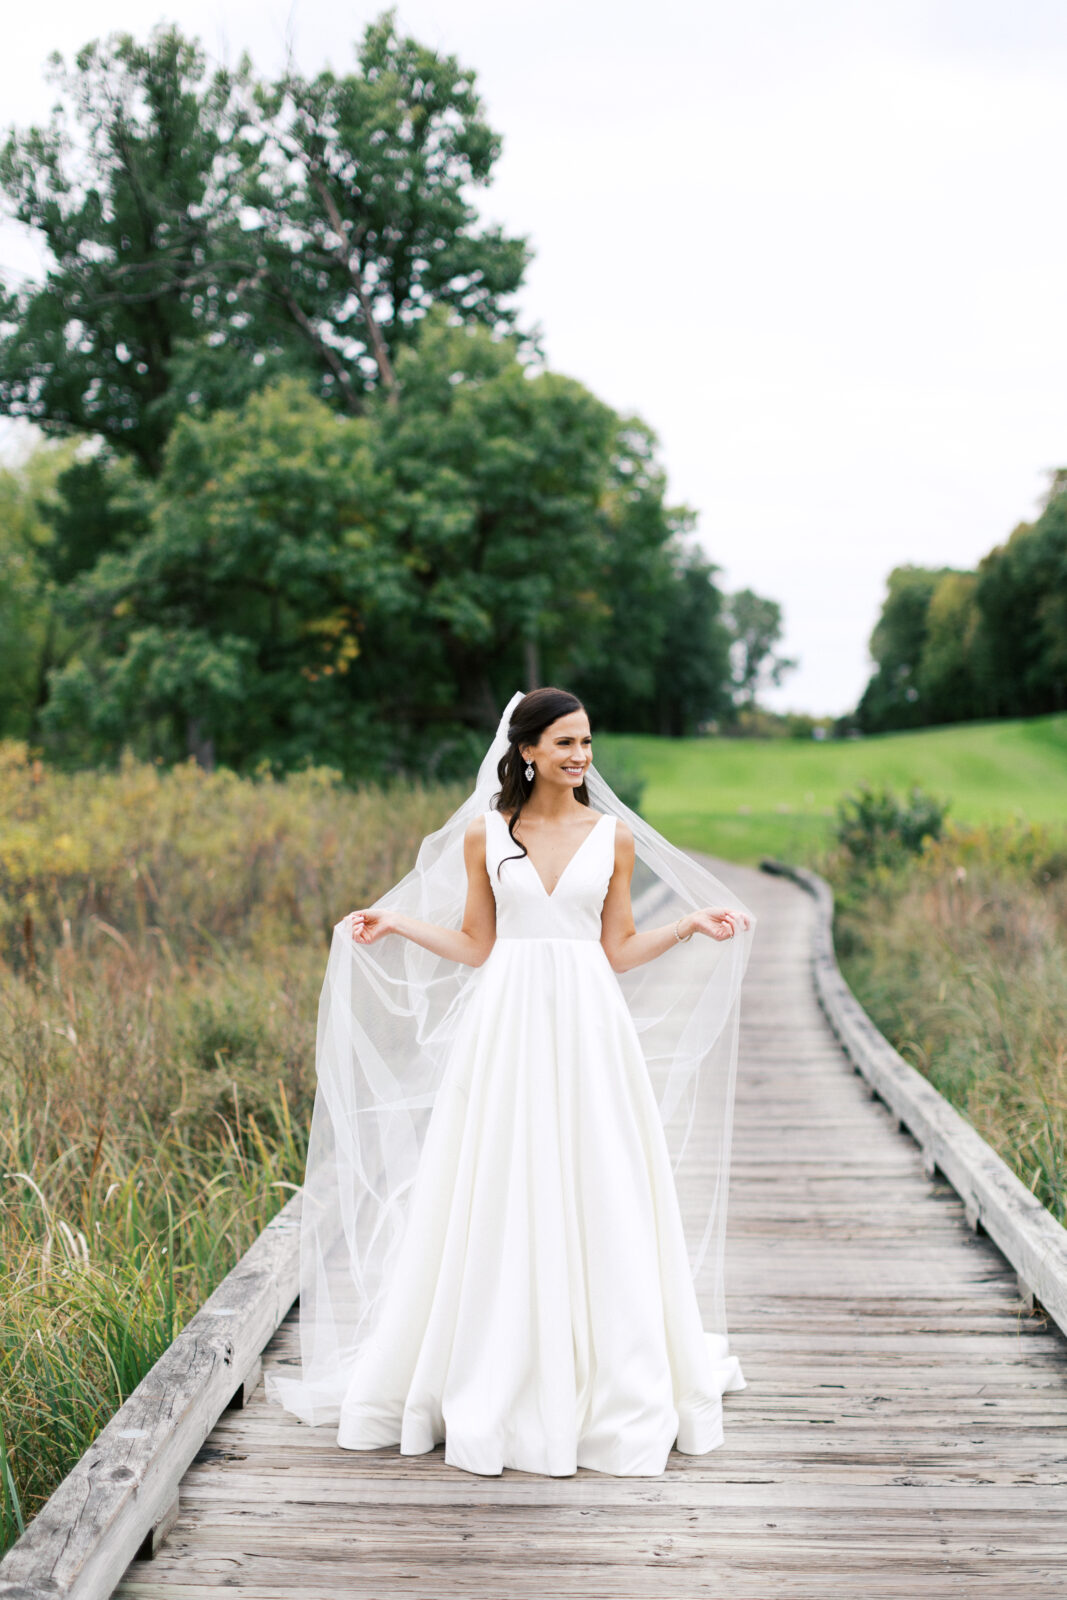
{"left": 599, "top": 712, "right": 1067, "bottom": 864}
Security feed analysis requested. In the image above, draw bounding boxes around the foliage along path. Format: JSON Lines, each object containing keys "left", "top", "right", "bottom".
{"left": 113, "top": 859, "right": 1067, "bottom": 1598}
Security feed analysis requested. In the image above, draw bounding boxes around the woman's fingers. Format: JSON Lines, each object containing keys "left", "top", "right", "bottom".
{"left": 348, "top": 909, "right": 392, "bottom": 945}
{"left": 696, "top": 907, "right": 752, "bottom": 939}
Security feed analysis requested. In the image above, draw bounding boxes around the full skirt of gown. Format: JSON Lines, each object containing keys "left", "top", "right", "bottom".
{"left": 335, "top": 808, "right": 746, "bottom": 1477}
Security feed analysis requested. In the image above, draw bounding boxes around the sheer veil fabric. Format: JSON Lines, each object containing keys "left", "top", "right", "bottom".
{"left": 264, "top": 690, "right": 756, "bottom": 1429}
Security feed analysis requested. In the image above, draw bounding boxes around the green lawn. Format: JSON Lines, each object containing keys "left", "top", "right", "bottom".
{"left": 598, "top": 713, "right": 1067, "bottom": 865}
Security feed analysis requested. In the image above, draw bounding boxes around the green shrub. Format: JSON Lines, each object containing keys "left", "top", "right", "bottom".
{"left": 833, "top": 781, "right": 949, "bottom": 873}
{"left": 591, "top": 747, "right": 646, "bottom": 814}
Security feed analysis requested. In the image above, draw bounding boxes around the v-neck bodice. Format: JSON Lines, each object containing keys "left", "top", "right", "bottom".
{"left": 485, "top": 807, "right": 616, "bottom": 941}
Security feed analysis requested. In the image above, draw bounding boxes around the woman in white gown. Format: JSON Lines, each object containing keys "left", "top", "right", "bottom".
{"left": 264, "top": 687, "right": 755, "bottom": 1478}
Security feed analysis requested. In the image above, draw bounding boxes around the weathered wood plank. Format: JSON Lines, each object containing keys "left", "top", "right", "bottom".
{"left": 762, "top": 859, "right": 1067, "bottom": 1337}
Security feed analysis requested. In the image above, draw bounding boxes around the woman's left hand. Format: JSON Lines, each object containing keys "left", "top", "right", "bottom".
{"left": 683, "top": 907, "right": 752, "bottom": 941}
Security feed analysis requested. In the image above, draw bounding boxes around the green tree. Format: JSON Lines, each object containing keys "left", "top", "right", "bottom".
{"left": 856, "top": 565, "right": 952, "bottom": 732}
{"left": 722, "top": 587, "right": 797, "bottom": 717}
{"left": 0, "top": 441, "right": 146, "bottom": 741}
{"left": 38, "top": 318, "right": 746, "bottom": 771}
{"left": 38, "top": 451, "right": 151, "bottom": 588}
{"left": 42, "top": 379, "right": 391, "bottom": 770}
{"left": 0, "top": 29, "right": 251, "bottom": 474}
{"left": 0, "top": 14, "right": 530, "bottom": 474}
{"left": 853, "top": 469, "right": 1067, "bottom": 732}
{"left": 40, "top": 320, "right": 633, "bottom": 772}
{"left": 975, "top": 476, "right": 1067, "bottom": 717}
{"left": 915, "top": 570, "right": 985, "bottom": 725}
{"left": 0, "top": 443, "right": 76, "bottom": 737}
{"left": 356, "top": 313, "right": 619, "bottom": 730}
{"left": 247, "top": 10, "right": 531, "bottom": 404}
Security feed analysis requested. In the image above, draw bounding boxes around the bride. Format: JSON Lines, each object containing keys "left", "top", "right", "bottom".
{"left": 264, "top": 686, "right": 755, "bottom": 1478}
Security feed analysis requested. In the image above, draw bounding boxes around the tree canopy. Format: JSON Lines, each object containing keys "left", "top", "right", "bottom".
{"left": 0, "top": 13, "right": 530, "bottom": 473}
{"left": 30, "top": 318, "right": 752, "bottom": 776}
{"left": 855, "top": 473, "right": 1067, "bottom": 733}
{"left": 1, "top": 13, "right": 793, "bottom": 776}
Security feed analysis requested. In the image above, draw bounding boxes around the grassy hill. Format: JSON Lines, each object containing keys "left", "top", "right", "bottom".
{"left": 599, "top": 712, "right": 1067, "bottom": 864}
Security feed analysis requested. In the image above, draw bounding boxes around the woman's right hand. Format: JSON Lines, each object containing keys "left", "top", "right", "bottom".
{"left": 348, "top": 909, "right": 396, "bottom": 944}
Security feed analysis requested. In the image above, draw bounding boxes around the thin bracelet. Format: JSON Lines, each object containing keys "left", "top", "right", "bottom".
{"left": 674, "top": 916, "right": 694, "bottom": 943}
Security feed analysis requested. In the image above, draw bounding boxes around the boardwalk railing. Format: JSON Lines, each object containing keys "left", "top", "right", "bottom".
{"left": 0, "top": 1192, "right": 302, "bottom": 1600}
{"left": 761, "top": 858, "right": 1067, "bottom": 1340}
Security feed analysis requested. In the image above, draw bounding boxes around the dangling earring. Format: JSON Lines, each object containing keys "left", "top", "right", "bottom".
{"left": 524, "top": 759, "right": 534, "bottom": 782}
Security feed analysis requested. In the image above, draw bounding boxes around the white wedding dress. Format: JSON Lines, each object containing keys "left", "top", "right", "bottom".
{"left": 334, "top": 805, "right": 746, "bottom": 1477}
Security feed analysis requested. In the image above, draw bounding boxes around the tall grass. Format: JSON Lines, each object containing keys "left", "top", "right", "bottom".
{"left": 829, "top": 821, "right": 1067, "bottom": 1227}
{"left": 0, "top": 742, "right": 462, "bottom": 1552}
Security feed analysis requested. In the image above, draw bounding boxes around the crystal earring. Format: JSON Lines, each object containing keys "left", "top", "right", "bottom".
{"left": 524, "top": 760, "right": 534, "bottom": 782}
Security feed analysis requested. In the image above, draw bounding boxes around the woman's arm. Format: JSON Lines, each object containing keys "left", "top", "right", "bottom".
{"left": 347, "top": 815, "right": 497, "bottom": 967}
{"left": 599, "top": 820, "right": 751, "bottom": 974}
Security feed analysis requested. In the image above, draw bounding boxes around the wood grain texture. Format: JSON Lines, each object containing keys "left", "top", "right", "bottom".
{"left": 108, "top": 860, "right": 1067, "bottom": 1599}
{"left": 764, "top": 859, "right": 1067, "bottom": 1338}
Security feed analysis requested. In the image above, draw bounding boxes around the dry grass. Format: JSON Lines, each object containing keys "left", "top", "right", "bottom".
{"left": 830, "top": 822, "right": 1067, "bottom": 1226}
{"left": 0, "top": 741, "right": 462, "bottom": 1550}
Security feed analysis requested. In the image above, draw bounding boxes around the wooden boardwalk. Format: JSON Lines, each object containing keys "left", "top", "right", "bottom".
{"left": 115, "top": 861, "right": 1067, "bottom": 1599}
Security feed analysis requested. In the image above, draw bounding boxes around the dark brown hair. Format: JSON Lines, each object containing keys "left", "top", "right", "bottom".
{"left": 493, "top": 687, "right": 590, "bottom": 878}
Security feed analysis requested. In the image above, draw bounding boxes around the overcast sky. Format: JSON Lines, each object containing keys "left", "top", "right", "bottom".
{"left": 3, "top": 1, "right": 1066, "bottom": 715}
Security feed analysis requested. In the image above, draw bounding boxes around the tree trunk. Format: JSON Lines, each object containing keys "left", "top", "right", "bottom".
{"left": 186, "top": 717, "right": 215, "bottom": 770}
{"left": 28, "top": 608, "right": 57, "bottom": 736}
{"left": 523, "top": 635, "right": 540, "bottom": 693}
{"left": 309, "top": 171, "right": 399, "bottom": 402}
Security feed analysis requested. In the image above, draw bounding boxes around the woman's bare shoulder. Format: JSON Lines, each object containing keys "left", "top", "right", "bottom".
{"left": 464, "top": 813, "right": 488, "bottom": 844}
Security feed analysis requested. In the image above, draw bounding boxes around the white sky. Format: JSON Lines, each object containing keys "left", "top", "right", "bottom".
{"left": 3, "top": 1, "right": 1066, "bottom": 715}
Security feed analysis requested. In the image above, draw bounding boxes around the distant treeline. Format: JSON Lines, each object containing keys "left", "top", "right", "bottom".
{"left": 0, "top": 14, "right": 793, "bottom": 780}
{"left": 853, "top": 471, "right": 1067, "bottom": 734}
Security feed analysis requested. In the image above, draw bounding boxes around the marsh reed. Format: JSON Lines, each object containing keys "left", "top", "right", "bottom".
{"left": 0, "top": 742, "right": 462, "bottom": 1550}
{"left": 830, "top": 821, "right": 1067, "bottom": 1227}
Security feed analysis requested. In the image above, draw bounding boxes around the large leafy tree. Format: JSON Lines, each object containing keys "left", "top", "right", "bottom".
{"left": 0, "top": 29, "right": 251, "bottom": 474}
{"left": 914, "top": 570, "right": 986, "bottom": 725}
{"left": 722, "top": 588, "right": 797, "bottom": 717}
{"left": 0, "top": 444, "right": 75, "bottom": 738}
{"left": 855, "top": 566, "right": 953, "bottom": 732}
{"left": 43, "top": 379, "right": 392, "bottom": 770}
{"left": 351, "top": 313, "right": 620, "bottom": 730}
{"left": 975, "top": 480, "right": 1067, "bottom": 718}
{"left": 0, "top": 441, "right": 149, "bottom": 743}
{"left": 5, "top": 17, "right": 763, "bottom": 764}
{"left": 0, "top": 12, "right": 530, "bottom": 474}
{"left": 41, "top": 316, "right": 623, "bottom": 771}
{"left": 40, "top": 317, "right": 740, "bottom": 772}
{"left": 246, "top": 11, "right": 531, "bottom": 405}
{"left": 853, "top": 471, "right": 1067, "bottom": 731}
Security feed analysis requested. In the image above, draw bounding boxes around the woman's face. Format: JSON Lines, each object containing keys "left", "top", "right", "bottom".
{"left": 522, "top": 709, "right": 592, "bottom": 791}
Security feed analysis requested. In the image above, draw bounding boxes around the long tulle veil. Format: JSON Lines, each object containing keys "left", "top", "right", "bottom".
{"left": 265, "top": 690, "right": 755, "bottom": 1426}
